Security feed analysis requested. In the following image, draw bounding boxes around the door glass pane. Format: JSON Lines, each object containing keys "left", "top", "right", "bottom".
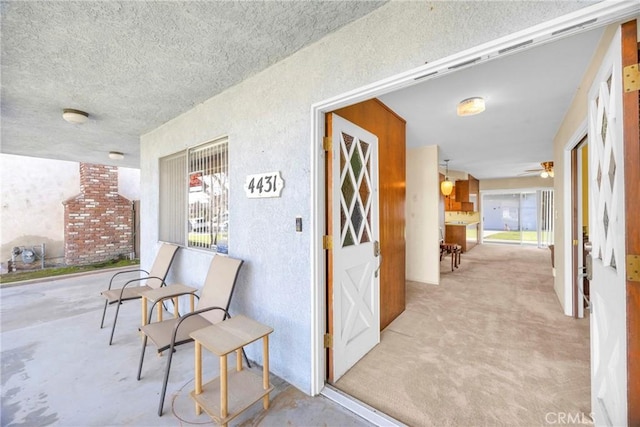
{"left": 520, "top": 192, "right": 537, "bottom": 244}
{"left": 340, "top": 133, "right": 372, "bottom": 248}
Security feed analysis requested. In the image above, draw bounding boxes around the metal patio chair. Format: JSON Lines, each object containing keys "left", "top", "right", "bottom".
{"left": 99, "top": 243, "right": 180, "bottom": 345}
{"left": 136, "top": 254, "right": 246, "bottom": 416}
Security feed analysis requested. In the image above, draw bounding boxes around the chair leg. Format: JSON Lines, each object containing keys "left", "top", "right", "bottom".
{"left": 242, "top": 348, "right": 251, "bottom": 368}
{"left": 451, "top": 251, "right": 455, "bottom": 271}
{"left": 109, "top": 300, "right": 122, "bottom": 345}
{"left": 137, "top": 335, "right": 148, "bottom": 381}
{"left": 100, "top": 299, "right": 108, "bottom": 328}
{"left": 158, "top": 343, "right": 176, "bottom": 417}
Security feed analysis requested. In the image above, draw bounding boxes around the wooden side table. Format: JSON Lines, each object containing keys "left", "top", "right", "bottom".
{"left": 139, "top": 283, "right": 197, "bottom": 326}
{"left": 189, "top": 315, "right": 274, "bottom": 426}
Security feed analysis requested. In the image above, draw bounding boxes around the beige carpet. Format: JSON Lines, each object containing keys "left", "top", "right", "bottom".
{"left": 334, "top": 243, "right": 591, "bottom": 427}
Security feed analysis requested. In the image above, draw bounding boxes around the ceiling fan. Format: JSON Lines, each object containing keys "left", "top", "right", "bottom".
{"left": 523, "top": 161, "right": 554, "bottom": 178}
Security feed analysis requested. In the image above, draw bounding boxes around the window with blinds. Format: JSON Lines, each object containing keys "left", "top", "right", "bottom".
{"left": 159, "top": 137, "right": 229, "bottom": 253}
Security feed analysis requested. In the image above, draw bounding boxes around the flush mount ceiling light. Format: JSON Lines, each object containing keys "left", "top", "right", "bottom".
{"left": 109, "top": 151, "right": 124, "bottom": 160}
{"left": 62, "top": 108, "right": 89, "bottom": 124}
{"left": 457, "top": 97, "right": 485, "bottom": 117}
{"left": 441, "top": 159, "right": 454, "bottom": 196}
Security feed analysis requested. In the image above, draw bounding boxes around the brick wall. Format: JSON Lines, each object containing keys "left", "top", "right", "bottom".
{"left": 63, "top": 163, "right": 133, "bottom": 265}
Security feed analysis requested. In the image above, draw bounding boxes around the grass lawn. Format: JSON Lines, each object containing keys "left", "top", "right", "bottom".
{"left": 188, "top": 232, "right": 228, "bottom": 247}
{"left": 484, "top": 230, "right": 540, "bottom": 241}
{"left": 0, "top": 258, "right": 140, "bottom": 284}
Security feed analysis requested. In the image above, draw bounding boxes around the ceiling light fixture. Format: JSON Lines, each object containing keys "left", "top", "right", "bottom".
{"left": 109, "top": 151, "right": 124, "bottom": 160}
{"left": 457, "top": 97, "right": 485, "bottom": 117}
{"left": 62, "top": 108, "right": 89, "bottom": 124}
{"left": 441, "top": 159, "right": 454, "bottom": 196}
{"left": 540, "top": 161, "right": 554, "bottom": 178}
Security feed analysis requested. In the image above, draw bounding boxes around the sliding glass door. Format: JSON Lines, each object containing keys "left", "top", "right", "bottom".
{"left": 481, "top": 190, "right": 554, "bottom": 247}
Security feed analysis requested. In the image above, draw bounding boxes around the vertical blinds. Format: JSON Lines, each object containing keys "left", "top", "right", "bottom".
{"left": 159, "top": 151, "right": 186, "bottom": 245}
{"left": 538, "top": 189, "right": 554, "bottom": 247}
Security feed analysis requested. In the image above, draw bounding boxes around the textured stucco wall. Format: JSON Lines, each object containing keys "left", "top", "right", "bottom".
{"left": 140, "top": 1, "right": 594, "bottom": 393}
{"left": 1, "top": 154, "right": 78, "bottom": 263}
{"left": 118, "top": 167, "right": 141, "bottom": 201}
{"left": 0, "top": 154, "right": 140, "bottom": 264}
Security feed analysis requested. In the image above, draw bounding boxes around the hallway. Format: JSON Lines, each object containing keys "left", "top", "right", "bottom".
{"left": 334, "top": 244, "right": 590, "bottom": 426}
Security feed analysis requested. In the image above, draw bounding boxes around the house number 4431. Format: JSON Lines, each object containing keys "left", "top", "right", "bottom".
{"left": 244, "top": 171, "right": 284, "bottom": 198}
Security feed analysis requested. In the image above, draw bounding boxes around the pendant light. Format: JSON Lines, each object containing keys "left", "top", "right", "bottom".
{"left": 441, "top": 159, "right": 453, "bottom": 196}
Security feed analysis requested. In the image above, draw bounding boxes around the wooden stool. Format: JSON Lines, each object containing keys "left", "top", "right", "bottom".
{"left": 440, "top": 243, "right": 462, "bottom": 271}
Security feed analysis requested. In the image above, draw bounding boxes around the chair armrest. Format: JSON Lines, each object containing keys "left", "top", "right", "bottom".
{"left": 107, "top": 268, "right": 149, "bottom": 290}
{"left": 142, "top": 285, "right": 200, "bottom": 323}
{"left": 140, "top": 284, "right": 198, "bottom": 303}
{"left": 117, "top": 276, "right": 168, "bottom": 301}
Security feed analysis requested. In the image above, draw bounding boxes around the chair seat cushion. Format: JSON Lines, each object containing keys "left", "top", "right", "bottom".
{"left": 141, "top": 314, "right": 212, "bottom": 352}
{"left": 101, "top": 285, "right": 152, "bottom": 304}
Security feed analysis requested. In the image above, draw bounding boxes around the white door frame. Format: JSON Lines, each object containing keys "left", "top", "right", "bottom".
{"left": 308, "top": 1, "right": 640, "bottom": 395}
{"left": 563, "top": 120, "right": 588, "bottom": 317}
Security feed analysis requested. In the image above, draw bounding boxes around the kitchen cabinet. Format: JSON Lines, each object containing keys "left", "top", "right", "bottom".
{"left": 444, "top": 176, "right": 480, "bottom": 213}
{"left": 455, "top": 180, "right": 469, "bottom": 203}
{"left": 445, "top": 222, "right": 479, "bottom": 253}
{"left": 452, "top": 180, "right": 474, "bottom": 212}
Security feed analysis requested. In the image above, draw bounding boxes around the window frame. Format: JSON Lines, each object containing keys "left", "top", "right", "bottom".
{"left": 158, "top": 137, "right": 229, "bottom": 253}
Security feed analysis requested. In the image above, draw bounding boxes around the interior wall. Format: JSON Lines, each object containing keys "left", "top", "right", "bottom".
{"left": 552, "top": 24, "right": 617, "bottom": 315}
{"left": 480, "top": 176, "right": 554, "bottom": 191}
{"left": 406, "top": 145, "right": 440, "bottom": 285}
{"left": 139, "top": 1, "right": 596, "bottom": 393}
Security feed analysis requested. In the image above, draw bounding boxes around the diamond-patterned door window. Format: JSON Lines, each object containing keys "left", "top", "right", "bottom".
{"left": 601, "top": 110, "right": 608, "bottom": 147}
{"left": 608, "top": 151, "right": 616, "bottom": 193}
{"left": 340, "top": 132, "right": 372, "bottom": 247}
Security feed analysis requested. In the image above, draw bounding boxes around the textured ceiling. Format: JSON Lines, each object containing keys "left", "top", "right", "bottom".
{"left": 1, "top": 1, "right": 386, "bottom": 168}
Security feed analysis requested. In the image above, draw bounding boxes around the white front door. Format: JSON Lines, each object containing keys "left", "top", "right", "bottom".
{"left": 330, "top": 113, "right": 380, "bottom": 381}
{"left": 587, "top": 27, "right": 627, "bottom": 426}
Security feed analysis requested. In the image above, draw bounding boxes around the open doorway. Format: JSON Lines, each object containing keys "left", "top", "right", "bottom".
{"left": 310, "top": 4, "right": 639, "bottom": 425}
{"left": 570, "top": 137, "right": 590, "bottom": 319}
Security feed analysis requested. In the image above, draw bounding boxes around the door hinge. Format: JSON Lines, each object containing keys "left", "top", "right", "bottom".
{"left": 623, "top": 63, "right": 640, "bottom": 93}
{"left": 324, "top": 333, "right": 333, "bottom": 348}
{"left": 322, "top": 235, "right": 333, "bottom": 250}
{"left": 323, "top": 136, "right": 332, "bottom": 151}
{"left": 573, "top": 239, "right": 578, "bottom": 246}
{"left": 627, "top": 255, "right": 640, "bottom": 282}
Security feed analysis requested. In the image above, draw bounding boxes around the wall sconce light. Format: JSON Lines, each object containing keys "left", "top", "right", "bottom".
{"left": 441, "top": 159, "right": 454, "bottom": 196}
{"left": 109, "top": 151, "right": 124, "bottom": 160}
{"left": 62, "top": 108, "right": 89, "bottom": 124}
{"left": 457, "top": 97, "right": 485, "bottom": 117}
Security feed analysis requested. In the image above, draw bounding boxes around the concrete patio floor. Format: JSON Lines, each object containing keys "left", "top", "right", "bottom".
{"left": 0, "top": 270, "right": 376, "bottom": 426}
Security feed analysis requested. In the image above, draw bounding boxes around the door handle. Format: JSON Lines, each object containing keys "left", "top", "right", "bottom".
{"left": 374, "top": 241, "right": 382, "bottom": 278}
{"left": 583, "top": 240, "right": 593, "bottom": 280}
